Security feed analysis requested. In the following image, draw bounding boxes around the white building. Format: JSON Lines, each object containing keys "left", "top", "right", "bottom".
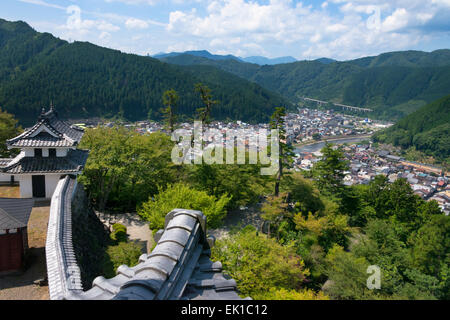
{"left": 0, "top": 106, "right": 89, "bottom": 199}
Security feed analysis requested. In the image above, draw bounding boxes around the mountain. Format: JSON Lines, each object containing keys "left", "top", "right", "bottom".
{"left": 0, "top": 19, "right": 291, "bottom": 125}
{"left": 315, "top": 58, "right": 337, "bottom": 65}
{"left": 373, "top": 94, "right": 450, "bottom": 160}
{"left": 154, "top": 50, "right": 297, "bottom": 65}
{"left": 241, "top": 56, "right": 297, "bottom": 65}
{"left": 347, "top": 50, "right": 450, "bottom": 68}
{"left": 153, "top": 50, "right": 241, "bottom": 62}
{"left": 159, "top": 49, "right": 450, "bottom": 120}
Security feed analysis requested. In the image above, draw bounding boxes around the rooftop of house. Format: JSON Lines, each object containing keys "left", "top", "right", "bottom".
{"left": 0, "top": 198, "right": 34, "bottom": 230}
{"left": 6, "top": 106, "right": 85, "bottom": 149}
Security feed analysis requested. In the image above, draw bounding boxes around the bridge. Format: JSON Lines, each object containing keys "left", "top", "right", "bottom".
{"left": 300, "top": 97, "right": 373, "bottom": 113}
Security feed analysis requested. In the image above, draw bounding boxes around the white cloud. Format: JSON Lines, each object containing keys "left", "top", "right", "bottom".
{"left": 125, "top": 18, "right": 149, "bottom": 29}
{"left": 15, "top": 0, "right": 450, "bottom": 60}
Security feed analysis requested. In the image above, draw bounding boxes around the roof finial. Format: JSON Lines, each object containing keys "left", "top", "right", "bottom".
{"left": 41, "top": 107, "right": 46, "bottom": 115}
{"left": 50, "top": 100, "right": 54, "bottom": 111}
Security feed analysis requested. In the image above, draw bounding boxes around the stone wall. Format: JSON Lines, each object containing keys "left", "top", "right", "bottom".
{"left": 71, "top": 181, "right": 110, "bottom": 290}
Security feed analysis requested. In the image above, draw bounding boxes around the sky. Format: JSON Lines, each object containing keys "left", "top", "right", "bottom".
{"left": 1, "top": 0, "right": 450, "bottom": 60}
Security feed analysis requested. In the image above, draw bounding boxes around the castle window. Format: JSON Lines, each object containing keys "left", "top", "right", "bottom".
{"left": 35, "top": 149, "right": 42, "bottom": 157}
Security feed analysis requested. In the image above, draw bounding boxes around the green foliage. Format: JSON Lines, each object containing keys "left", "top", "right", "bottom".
{"left": 188, "top": 159, "right": 269, "bottom": 209}
{"left": 211, "top": 227, "right": 309, "bottom": 298}
{"left": 102, "top": 242, "right": 142, "bottom": 279}
{"left": 138, "top": 183, "right": 231, "bottom": 230}
{"left": 312, "top": 143, "right": 349, "bottom": 198}
{"left": 78, "top": 126, "right": 179, "bottom": 212}
{"left": 0, "top": 108, "right": 22, "bottom": 157}
{"left": 255, "top": 287, "right": 329, "bottom": 300}
{"left": 0, "top": 19, "right": 290, "bottom": 126}
{"left": 373, "top": 94, "right": 450, "bottom": 161}
{"left": 110, "top": 223, "right": 127, "bottom": 243}
{"left": 195, "top": 83, "right": 217, "bottom": 124}
{"left": 409, "top": 215, "right": 450, "bottom": 281}
{"left": 161, "top": 89, "right": 179, "bottom": 133}
{"left": 270, "top": 106, "right": 294, "bottom": 196}
{"left": 160, "top": 49, "right": 450, "bottom": 120}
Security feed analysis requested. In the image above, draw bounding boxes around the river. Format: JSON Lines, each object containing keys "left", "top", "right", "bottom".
{"left": 294, "top": 136, "right": 372, "bottom": 154}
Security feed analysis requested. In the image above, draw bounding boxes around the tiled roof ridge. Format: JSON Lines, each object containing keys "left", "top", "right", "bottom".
{"left": 0, "top": 152, "right": 25, "bottom": 172}
{"left": 7, "top": 108, "right": 84, "bottom": 148}
{"left": 0, "top": 207, "right": 26, "bottom": 229}
{"left": 46, "top": 176, "right": 83, "bottom": 300}
{"left": 46, "top": 179, "right": 243, "bottom": 300}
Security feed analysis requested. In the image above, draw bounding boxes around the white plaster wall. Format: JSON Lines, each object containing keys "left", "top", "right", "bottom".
{"left": 43, "top": 148, "right": 49, "bottom": 157}
{"left": 17, "top": 174, "right": 62, "bottom": 199}
{"left": 57, "top": 149, "right": 68, "bottom": 157}
{"left": 17, "top": 175, "right": 33, "bottom": 198}
{"left": 23, "top": 148, "right": 34, "bottom": 157}
{"left": 0, "top": 173, "right": 13, "bottom": 182}
{"left": 45, "top": 175, "right": 62, "bottom": 199}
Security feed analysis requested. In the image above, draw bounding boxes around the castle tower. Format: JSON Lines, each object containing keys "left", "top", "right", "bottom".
{"left": 0, "top": 107, "right": 89, "bottom": 199}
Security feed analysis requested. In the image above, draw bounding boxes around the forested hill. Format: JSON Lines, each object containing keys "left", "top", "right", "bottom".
{"left": 373, "top": 95, "right": 450, "bottom": 161}
{"left": 158, "top": 50, "right": 450, "bottom": 120}
{"left": 0, "top": 19, "right": 290, "bottom": 126}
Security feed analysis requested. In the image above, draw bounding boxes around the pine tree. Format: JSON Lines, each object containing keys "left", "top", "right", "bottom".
{"left": 161, "top": 89, "right": 179, "bottom": 133}
{"left": 269, "top": 107, "right": 294, "bottom": 196}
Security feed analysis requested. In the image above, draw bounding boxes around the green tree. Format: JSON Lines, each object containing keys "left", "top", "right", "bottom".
{"left": 261, "top": 193, "right": 290, "bottom": 238}
{"left": 269, "top": 106, "right": 294, "bottom": 196}
{"left": 195, "top": 83, "right": 218, "bottom": 125}
{"left": 102, "top": 242, "right": 142, "bottom": 279}
{"left": 138, "top": 183, "right": 231, "bottom": 230}
{"left": 161, "top": 89, "right": 179, "bottom": 133}
{"left": 410, "top": 215, "right": 450, "bottom": 281}
{"left": 0, "top": 108, "right": 22, "bottom": 157}
{"left": 211, "top": 226, "right": 309, "bottom": 299}
{"left": 79, "top": 126, "right": 178, "bottom": 212}
{"left": 312, "top": 143, "right": 349, "bottom": 198}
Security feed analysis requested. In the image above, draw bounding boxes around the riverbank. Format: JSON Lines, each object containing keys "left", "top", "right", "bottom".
{"left": 293, "top": 134, "right": 373, "bottom": 148}
{"left": 294, "top": 135, "right": 373, "bottom": 154}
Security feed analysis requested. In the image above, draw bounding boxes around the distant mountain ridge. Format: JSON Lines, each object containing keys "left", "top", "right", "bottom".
{"left": 158, "top": 49, "right": 450, "bottom": 120}
{"left": 0, "top": 18, "right": 291, "bottom": 125}
{"left": 153, "top": 50, "right": 297, "bottom": 65}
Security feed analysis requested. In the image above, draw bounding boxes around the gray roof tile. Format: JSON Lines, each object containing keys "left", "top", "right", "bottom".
{"left": 74, "top": 209, "right": 245, "bottom": 300}
{"left": 7, "top": 108, "right": 84, "bottom": 148}
{"left": 1, "top": 149, "right": 89, "bottom": 174}
{"left": 0, "top": 198, "right": 34, "bottom": 229}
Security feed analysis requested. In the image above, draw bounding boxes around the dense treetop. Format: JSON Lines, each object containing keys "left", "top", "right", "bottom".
{"left": 0, "top": 18, "right": 290, "bottom": 126}
{"left": 159, "top": 49, "right": 450, "bottom": 120}
{"left": 373, "top": 94, "right": 450, "bottom": 162}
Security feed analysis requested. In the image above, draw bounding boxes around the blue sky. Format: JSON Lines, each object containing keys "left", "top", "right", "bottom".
{"left": 1, "top": 0, "right": 450, "bottom": 60}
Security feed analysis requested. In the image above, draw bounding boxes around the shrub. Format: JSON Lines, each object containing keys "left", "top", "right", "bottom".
{"left": 211, "top": 227, "right": 309, "bottom": 298}
{"left": 102, "top": 242, "right": 142, "bottom": 278}
{"left": 138, "top": 183, "right": 231, "bottom": 230}
{"left": 110, "top": 223, "right": 127, "bottom": 243}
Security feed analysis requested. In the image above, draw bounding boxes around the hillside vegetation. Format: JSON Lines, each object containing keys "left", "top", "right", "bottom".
{"left": 0, "top": 19, "right": 290, "bottom": 125}
{"left": 374, "top": 95, "right": 450, "bottom": 162}
{"left": 159, "top": 50, "right": 450, "bottom": 120}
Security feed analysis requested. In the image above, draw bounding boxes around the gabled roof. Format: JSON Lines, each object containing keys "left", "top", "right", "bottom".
{"left": 0, "top": 149, "right": 89, "bottom": 174}
{"left": 0, "top": 198, "right": 34, "bottom": 230}
{"left": 7, "top": 107, "right": 84, "bottom": 148}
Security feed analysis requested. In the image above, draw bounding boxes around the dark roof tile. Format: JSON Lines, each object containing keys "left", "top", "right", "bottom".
{"left": 0, "top": 198, "right": 34, "bottom": 229}
{"left": 1, "top": 149, "right": 89, "bottom": 174}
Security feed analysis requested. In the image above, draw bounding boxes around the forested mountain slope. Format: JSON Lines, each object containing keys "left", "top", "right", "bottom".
{"left": 373, "top": 94, "right": 450, "bottom": 160}
{"left": 0, "top": 19, "right": 290, "bottom": 125}
{"left": 159, "top": 50, "right": 450, "bottom": 120}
